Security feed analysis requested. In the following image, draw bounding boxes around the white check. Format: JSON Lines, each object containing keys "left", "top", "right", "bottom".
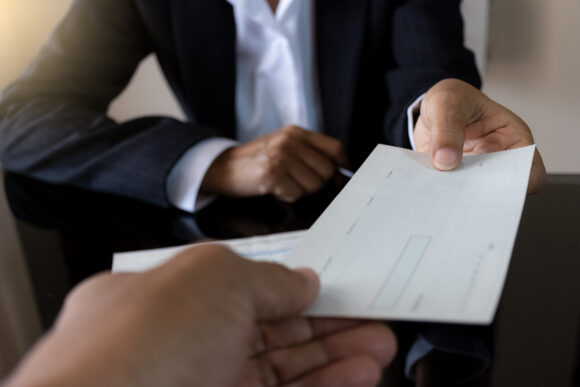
{"left": 112, "top": 145, "right": 534, "bottom": 325}
{"left": 112, "top": 230, "right": 305, "bottom": 273}
{"left": 285, "top": 145, "right": 535, "bottom": 324}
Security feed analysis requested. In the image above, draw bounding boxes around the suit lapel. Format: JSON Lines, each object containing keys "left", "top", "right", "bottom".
{"left": 315, "top": 0, "right": 368, "bottom": 143}
{"left": 170, "top": 0, "right": 236, "bottom": 135}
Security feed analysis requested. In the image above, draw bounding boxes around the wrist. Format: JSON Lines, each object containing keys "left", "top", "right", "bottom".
{"left": 200, "top": 147, "right": 235, "bottom": 195}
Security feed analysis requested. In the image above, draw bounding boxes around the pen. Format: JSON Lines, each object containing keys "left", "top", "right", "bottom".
{"left": 337, "top": 167, "right": 354, "bottom": 179}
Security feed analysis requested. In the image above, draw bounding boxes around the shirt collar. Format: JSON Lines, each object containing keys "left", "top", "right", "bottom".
{"left": 226, "top": 0, "right": 296, "bottom": 25}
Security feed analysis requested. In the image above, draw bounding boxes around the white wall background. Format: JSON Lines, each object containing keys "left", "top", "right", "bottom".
{"left": 0, "top": 0, "right": 72, "bottom": 89}
{"left": 1, "top": 0, "right": 579, "bottom": 173}
{"left": 483, "top": 0, "right": 580, "bottom": 173}
{"left": 462, "top": 0, "right": 490, "bottom": 74}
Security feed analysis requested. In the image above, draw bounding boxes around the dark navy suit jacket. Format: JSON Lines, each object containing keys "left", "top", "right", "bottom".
{"left": 0, "top": 0, "right": 480, "bottom": 207}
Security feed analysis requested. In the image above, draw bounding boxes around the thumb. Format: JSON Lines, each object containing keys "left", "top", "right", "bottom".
{"left": 427, "top": 110, "right": 465, "bottom": 171}
{"left": 242, "top": 261, "right": 320, "bottom": 321}
{"left": 154, "top": 245, "right": 320, "bottom": 322}
{"left": 422, "top": 79, "right": 482, "bottom": 171}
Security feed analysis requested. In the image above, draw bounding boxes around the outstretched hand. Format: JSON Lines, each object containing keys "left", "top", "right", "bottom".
{"left": 414, "top": 79, "right": 546, "bottom": 194}
{"left": 5, "top": 245, "right": 396, "bottom": 387}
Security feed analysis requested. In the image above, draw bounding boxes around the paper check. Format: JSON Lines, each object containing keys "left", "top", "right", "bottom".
{"left": 112, "top": 230, "right": 305, "bottom": 273}
{"left": 285, "top": 145, "right": 535, "bottom": 324}
{"left": 113, "top": 145, "right": 534, "bottom": 325}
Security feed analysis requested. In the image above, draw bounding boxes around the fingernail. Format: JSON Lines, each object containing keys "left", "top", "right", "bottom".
{"left": 434, "top": 148, "right": 460, "bottom": 171}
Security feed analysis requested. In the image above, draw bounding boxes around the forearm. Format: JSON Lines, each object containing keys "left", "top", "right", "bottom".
{"left": 0, "top": 0, "right": 201, "bottom": 207}
{"left": 0, "top": 97, "right": 220, "bottom": 206}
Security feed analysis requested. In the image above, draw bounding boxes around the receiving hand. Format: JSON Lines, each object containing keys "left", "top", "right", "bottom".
{"left": 5, "top": 245, "right": 396, "bottom": 387}
{"left": 414, "top": 78, "right": 546, "bottom": 194}
{"left": 201, "top": 125, "right": 348, "bottom": 202}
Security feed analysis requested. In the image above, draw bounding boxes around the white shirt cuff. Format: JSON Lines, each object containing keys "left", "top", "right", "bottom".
{"left": 407, "top": 93, "right": 425, "bottom": 150}
{"left": 166, "top": 138, "right": 239, "bottom": 213}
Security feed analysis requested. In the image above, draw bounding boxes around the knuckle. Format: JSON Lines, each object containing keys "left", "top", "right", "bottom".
{"left": 280, "top": 125, "right": 295, "bottom": 135}
{"left": 281, "top": 125, "right": 303, "bottom": 139}
{"left": 287, "top": 125, "right": 301, "bottom": 134}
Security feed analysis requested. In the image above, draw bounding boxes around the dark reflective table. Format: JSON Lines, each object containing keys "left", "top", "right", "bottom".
{"left": 3, "top": 170, "right": 580, "bottom": 386}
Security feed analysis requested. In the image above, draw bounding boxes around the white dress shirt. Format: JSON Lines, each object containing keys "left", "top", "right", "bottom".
{"left": 167, "top": 0, "right": 421, "bottom": 213}
{"left": 233, "top": 0, "right": 319, "bottom": 142}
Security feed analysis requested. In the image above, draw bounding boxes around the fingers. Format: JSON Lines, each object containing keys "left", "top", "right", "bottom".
{"left": 250, "top": 322, "right": 396, "bottom": 386}
{"left": 240, "top": 357, "right": 382, "bottom": 387}
{"left": 259, "top": 126, "right": 346, "bottom": 201}
{"left": 528, "top": 148, "right": 547, "bottom": 195}
{"left": 461, "top": 105, "right": 546, "bottom": 195}
{"left": 284, "top": 357, "right": 382, "bottom": 387}
{"left": 254, "top": 318, "right": 362, "bottom": 353}
{"left": 152, "top": 245, "right": 319, "bottom": 322}
{"left": 276, "top": 126, "right": 347, "bottom": 179}
{"left": 290, "top": 142, "right": 337, "bottom": 182}
{"left": 268, "top": 149, "right": 328, "bottom": 200}
{"left": 295, "top": 128, "right": 349, "bottom": 167}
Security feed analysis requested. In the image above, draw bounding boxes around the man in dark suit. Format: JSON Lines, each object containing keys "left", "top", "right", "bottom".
{"left": 0, "top": 0, "right": 545, "bottom": 211}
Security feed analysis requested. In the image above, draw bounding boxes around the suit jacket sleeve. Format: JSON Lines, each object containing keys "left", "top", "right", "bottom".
{"left": 383, "top": 0, "right": 482, "bottom": 148}
{"left": 0, "top": 0, "right": 224, "bottom": 207}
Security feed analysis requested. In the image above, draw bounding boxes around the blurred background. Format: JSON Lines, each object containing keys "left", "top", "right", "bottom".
{"left": 1, "top": 0, "right": 579, "bottom": 172}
